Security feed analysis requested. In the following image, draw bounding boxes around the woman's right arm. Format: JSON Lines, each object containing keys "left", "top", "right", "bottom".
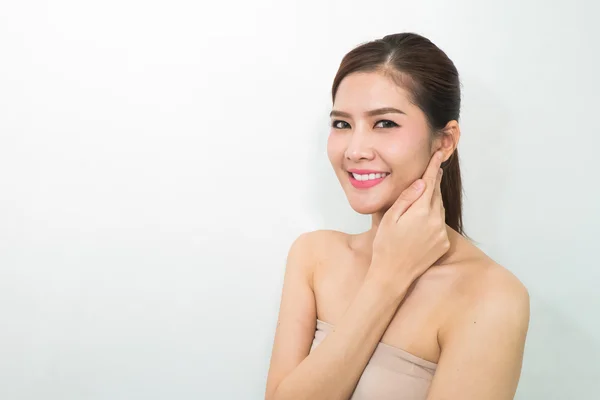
{"left": 265, "top": 151, "right": 448, "bottom": 400}
{"left": 265, "top": 232, "right": 414, "bottom": 400}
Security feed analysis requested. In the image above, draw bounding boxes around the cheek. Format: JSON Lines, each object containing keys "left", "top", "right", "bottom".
{"left": 380, "top": 132, "right": 431, "bottom": 175}
{"left": 383, "top": 140, "right": 404, "bottom": 158}
{"left": 326, "top": 132, "right": 345, "bottom": 163}
{"left": 379, "top": 133, "right": 423, "bottom": 163}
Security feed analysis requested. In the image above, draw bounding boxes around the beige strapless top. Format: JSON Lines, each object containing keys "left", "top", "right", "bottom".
{"left": 310, "top": 319, "right": 437, "bottom": 399}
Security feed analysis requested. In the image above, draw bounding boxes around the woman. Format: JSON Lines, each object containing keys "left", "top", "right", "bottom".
{"left": 265, "top": 32, "right": 530, "bottom": 400}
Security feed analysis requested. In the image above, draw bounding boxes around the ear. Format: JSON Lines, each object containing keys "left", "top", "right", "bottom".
{"left": 433, "top": 120, "right": 461, "bottom": 162}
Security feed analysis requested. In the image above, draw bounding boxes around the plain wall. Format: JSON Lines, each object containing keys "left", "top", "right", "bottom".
{"left": 1, "top": 0, "right": 598, "bottom": 399}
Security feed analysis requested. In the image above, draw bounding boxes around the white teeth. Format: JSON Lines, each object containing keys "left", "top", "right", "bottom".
{"left": 352, "top": 172, "right": 388, "bottom": 181}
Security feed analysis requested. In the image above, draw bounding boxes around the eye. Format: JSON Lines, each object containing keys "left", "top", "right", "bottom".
{"left": 331, "top": 119, "right": 399, "bottom": 129}
{"left": 331, "top": 120, "right": 350, "bottom": 129}
{"left": 375, "top": 120, "right": 399, "bottom": 129}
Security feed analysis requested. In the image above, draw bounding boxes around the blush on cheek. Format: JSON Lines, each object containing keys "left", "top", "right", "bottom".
{"left": 385, "top": 133, "right": 432, "bottom": 176}
{"left": 326, "top": 134, "right": 346, "bottom": 163}
{"left": 386, "top": 141, "right": 403, "bottom": 155}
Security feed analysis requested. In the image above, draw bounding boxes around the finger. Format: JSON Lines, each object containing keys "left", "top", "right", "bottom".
{"left": 440, "top": 196, "right": 446, "bottom": 221}
{"left": 431, "top": 167, "right": 443, "bottom": 208}
{"left": 435, "top": 169, "right": 447, "bottom": 222}
{"left": 439, "top": 170, "right": 446, "bottom": 219}
{"left": 421, "top": 151, "right": 445, "bottom": 200}
{"left": 388, "top": 179, "right": 426, "bottom": 222}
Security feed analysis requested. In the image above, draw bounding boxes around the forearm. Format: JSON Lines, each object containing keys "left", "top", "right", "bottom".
{"left": 271, "top": 273, "right": 409, "bottom": 400}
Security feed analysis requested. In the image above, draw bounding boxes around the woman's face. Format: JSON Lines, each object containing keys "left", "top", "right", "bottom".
{"left": 327, "top": 71, "right": 434, "bottom": 215}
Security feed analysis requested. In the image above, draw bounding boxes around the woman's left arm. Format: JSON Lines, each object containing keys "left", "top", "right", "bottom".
{"left": 426, "top": 267, "right": 531, "bottom": 400}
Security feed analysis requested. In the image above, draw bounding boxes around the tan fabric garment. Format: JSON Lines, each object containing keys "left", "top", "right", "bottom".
{"left": 310, "top": 319, "right": 437, "bottom": 399}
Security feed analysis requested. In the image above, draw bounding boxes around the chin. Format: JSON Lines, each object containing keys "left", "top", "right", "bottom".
{"left": 347, "top": 199, "right": 390, "bottom": 215}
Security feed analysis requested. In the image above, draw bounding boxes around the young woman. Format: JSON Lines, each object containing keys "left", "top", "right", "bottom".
{"left": 265, "top": 32, "right": 530, "bottom": 400}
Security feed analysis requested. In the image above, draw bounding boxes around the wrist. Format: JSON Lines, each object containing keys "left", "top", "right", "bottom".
{"left": 364, "top": 266, "right": 412, "bottom": 303}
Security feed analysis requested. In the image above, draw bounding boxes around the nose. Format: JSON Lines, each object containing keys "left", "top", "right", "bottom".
{"left": 344, "top": 129, "right": 375, "bottom": 162}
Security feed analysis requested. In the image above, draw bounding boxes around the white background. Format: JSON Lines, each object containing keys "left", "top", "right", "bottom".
{"left": 1, "top": 0, "right": 599, "bottom": 399}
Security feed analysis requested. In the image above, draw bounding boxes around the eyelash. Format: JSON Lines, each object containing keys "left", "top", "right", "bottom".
{"left": 331, "top": 120, "right": 399, "bottom": 129}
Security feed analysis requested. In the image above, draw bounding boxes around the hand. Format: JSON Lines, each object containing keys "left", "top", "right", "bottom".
{"left": 369, "top": 150, "right": 450, "bottom": 289}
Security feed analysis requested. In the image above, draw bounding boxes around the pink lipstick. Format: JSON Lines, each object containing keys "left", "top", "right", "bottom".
{"left": 347, "top": 169, "right": 389, "bottom": 189}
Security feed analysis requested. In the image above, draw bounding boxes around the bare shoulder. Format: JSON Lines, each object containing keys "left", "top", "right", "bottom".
{"left": 288, "top": 229, "right": 349, "bottom": 257}
{"left": 467, "top": 261, "right": 530, "bottom": 321}
{"left": 440, "top": 240, "right": 530, "bottom": 343}
{"left": 482, "top": 262, "right": 529, "bottom": 299}
{"left": 426, "top": 238, "right": 531, "bottom": 398}
{"left": 286, "top": 229, "right": 349, "bottom": 275}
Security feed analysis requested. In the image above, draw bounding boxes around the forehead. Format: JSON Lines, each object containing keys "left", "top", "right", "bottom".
{"left": 333, "top": 71, "right": 415, "bottom": 112}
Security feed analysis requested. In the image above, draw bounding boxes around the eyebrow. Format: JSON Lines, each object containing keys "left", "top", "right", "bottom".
{"left": 329, "top": 107, "right": 406, "bottom": 118}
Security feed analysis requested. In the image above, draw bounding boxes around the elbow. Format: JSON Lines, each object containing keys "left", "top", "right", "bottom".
{"left": 265, "top": 389, "right": 275, "bottom": 400}
{"left": 265, "top": 381, "right": 282, "bottom": 400}
{"left": 267, "top": 381, "right": 296, "bottom": 400}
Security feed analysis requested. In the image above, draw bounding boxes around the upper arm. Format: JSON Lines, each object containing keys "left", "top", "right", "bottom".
{"left": 265, "top": 231, "right": 320, "bottom": 399}
{"left": 426, "top": 268, "right": 531, "bottom": 400}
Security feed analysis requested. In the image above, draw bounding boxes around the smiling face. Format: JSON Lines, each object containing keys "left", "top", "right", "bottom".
{"left": 327, "top": 71, "right": 435, "bottom": 215}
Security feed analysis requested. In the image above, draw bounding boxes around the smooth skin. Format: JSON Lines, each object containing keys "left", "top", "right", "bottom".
{"left": 265, "top": 71, "right": 530, "bottom": 400}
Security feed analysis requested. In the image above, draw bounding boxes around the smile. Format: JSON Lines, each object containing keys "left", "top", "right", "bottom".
{"left": 348, "top": 171, "right": 389, "bottom": 189}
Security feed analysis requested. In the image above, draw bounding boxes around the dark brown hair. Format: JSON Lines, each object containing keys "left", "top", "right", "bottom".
{"left": 331, "top": 32, "right": 466, "bottom": 236}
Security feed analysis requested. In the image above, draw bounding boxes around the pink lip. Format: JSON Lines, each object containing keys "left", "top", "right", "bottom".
{"left": 347, "top": 169, "right": 387, "bottom": 174}
{"left": 348, "top": 171, "right": 389, "bottom": 189}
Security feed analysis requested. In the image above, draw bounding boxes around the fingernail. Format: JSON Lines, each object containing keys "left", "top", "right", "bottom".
{"left": 437, "top": 151, "right": 444, "bottom": 160}
{"left": 414, "top": 180, "right": 424, "bottom": 190}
